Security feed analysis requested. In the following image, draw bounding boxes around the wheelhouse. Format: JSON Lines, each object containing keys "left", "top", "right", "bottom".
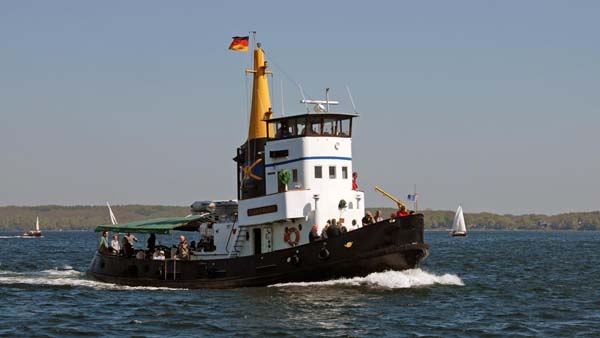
{"left": 266, "top": 113, "right": 355, "bottom": 140}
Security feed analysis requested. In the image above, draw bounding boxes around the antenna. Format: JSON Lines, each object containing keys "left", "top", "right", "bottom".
{"left": 280, "top": 79, "right": 285, "bottom": 116}
{"left": 346, "top": 85, "right": 357, "bottom": 114}
{"left": 298, "top": 83, "right": 309, "bottom": 112}
{"left": 326, "top": 88, "right": 330, "bottom": 112}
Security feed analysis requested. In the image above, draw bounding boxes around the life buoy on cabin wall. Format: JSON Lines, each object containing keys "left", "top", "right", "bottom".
{"left": 284, "top": 227, "right": 300, "bottom": 246}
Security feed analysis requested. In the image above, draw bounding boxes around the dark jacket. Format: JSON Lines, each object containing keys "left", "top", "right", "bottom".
{"left": 326, "top": 225, "right": 342, "bottom": 238}
{"left": 147, "top": 234, "right": 156, "bottom": 252}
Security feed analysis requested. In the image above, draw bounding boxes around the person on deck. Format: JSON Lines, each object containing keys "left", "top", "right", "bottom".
{"left": 320, "top": 220, "right": 330, "bottom": 240}
{"left": 396, "top": 204, "right": 410, "bottom": 217}
{"left": 339, "top": 219, "right": 348, "bottom": 234}
{"left": 98, "top": 231, "right": 110, "bottom": 254}
{"left": 110, "top": 234, "right": 120, "bottom": 255}
{"left": 125, "top": 232, "right": 138, "bottom": 246}
{"left": 375, "top": 210, "right": 383, "bottom": 222}
{"left": 326, "top": 219, "right": 342, "bottom": 238}
{"left": 147, "top": 233, "right": 156, "bottom": 253}
{"left": 352, "top": 172, "right": 359, "bottom": 190}
{"left": 309, "top": 224, "right": 321, "bottom": 243}
{"left": 177, "top": 235, "right": 189, "bottom": 260}
{"left": 362, "top": 211, "right": 375, "bottom": 226}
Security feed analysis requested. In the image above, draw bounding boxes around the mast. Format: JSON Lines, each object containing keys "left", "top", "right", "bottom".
{"left": 35, "top": 216, "right": 40, "bottom": 231}
{"left": 237, "top": 36, "right": 274, "bottom": 199}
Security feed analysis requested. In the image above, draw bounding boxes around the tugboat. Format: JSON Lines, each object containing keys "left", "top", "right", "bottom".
{"left": 87, "top": 38, "right": 429, "bottom": 288}
{"left": 22, "top": 216, "right": 42, "bottom": 237}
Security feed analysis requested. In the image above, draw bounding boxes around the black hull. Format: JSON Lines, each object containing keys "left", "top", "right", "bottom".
{"left": 87, "top": 214, "right": 428, "bottom": 289}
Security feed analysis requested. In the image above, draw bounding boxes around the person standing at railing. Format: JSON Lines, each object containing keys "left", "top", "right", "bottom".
{"left": 352, "top": 172, "right": 359, "bottom": 190}
{"left": 177, "top": 235, "right": 189, "bottom": 260}
{"left": 98, "top": 231, "right": 110, "bottom": 254}
{"left": 110, "top": 234, "right": 120, "bottom": 255}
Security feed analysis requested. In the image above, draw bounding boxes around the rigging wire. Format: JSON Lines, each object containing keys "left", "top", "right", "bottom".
{"left": 264, "top": 51, "right": 313, "bottom": 106}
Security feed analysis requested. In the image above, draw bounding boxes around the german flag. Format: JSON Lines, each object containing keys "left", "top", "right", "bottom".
{"left": 229, "top": 36, "right": 249, "bottom": 52}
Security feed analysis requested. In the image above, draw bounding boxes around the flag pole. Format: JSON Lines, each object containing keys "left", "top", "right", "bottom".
{"left": 414, "top": 184, "right": 418, "bottom": 211}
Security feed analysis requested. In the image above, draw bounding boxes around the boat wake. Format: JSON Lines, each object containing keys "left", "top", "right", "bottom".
{"left": 0, "top": 235, "right": 28, "bottom": 239}
{"left": 269, "top": 269, "right": 464, "bottom": 289}
{"left": 0, "top": 266, "right": 183, "bottom": 291}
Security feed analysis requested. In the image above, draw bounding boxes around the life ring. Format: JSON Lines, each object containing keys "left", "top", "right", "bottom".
{"left": 284, "top": 227, "right": 300, "bottom": 246}
{"left": 318, "top": 247, "right": 330, "bottom": 260}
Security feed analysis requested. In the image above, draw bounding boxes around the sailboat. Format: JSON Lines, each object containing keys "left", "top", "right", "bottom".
{"left": 22, "top": 216, "right": 42, "bottom": 237}
{"left": 107, "top": 202, "right": 118, "bottom": 225}
{"left": 450, "top": 205, "right": 467, "bottom": 237}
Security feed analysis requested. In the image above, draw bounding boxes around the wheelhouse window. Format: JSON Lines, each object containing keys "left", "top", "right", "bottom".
{"left": 342, "top": 166, "right": 348, "bottom": 179}
{"left": 314, "top": 166, "right": 322, "bottom": 179}
{"left": 267, "top": 114, "right": 353, "bottom": 140}
{"left": 292, "top": 169, "right": 298, "bottom": 183}
{"left": 329, "top": 166, "right": 336, "bottom": 179}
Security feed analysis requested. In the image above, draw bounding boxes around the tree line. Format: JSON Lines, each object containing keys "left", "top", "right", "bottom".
{"left": 367, "top": 208, "right": 600, "bottom": 231}
{"left": 0, "top": 205, "right": 189, "bottom": 231}
{"left": 1, "top": 205, "right": 598, "bottom": 231}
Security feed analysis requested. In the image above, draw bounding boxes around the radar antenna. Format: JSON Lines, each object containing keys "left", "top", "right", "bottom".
{"left": 300, "top": 88, "right": 339, "bottom": 113}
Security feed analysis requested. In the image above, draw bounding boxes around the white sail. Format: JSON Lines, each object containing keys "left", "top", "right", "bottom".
{"left": 35, "top": 216, "right": 40, "bottom": 231}
{"left": 107, "top": 202, "right": 118, "bottom": 225}
{"left": 452, "top": 205, "right": 467, "bottom": 233}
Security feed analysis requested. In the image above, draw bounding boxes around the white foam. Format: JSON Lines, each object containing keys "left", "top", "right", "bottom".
{"left": 0, "top": 267, "right": 184, "bottom": 291}
{"left": 0, "top": 235, "right": 24, "bottom": 239}
{"left": 269, "top": 269, "right": 464, "bottom": 289}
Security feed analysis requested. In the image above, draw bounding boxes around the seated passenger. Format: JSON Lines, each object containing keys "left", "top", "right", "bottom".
{"left": 98, "top": 231, "right": 110, "bottom": 254}
{"left": 110, "top": 234, "right": 120, "bottom": 255}
{"left": 135, "top": 251, "right": 145, "bottom": 259}
{"left": 177, "top": 235, "right": 189, "bottom": 260}
{"left": 153, "top": 250, "right": 166, "bottom": 260}
{"left": 309, "top": 224, "right": 321, "bottom": 243}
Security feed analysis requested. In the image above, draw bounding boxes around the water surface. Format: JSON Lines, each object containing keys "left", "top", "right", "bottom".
{"left": 1, "top": 230, "right": 598, "bottom": 337}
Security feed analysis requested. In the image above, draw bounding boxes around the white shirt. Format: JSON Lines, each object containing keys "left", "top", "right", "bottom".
{"left": 111, "top": 239, "right": 120, "bottom": 252}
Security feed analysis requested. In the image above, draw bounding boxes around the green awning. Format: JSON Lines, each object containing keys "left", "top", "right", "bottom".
{"left": 94, "top": 215, "right": 206, "bottom": 234}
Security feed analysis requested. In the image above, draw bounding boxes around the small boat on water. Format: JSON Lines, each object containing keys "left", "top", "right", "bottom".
{"left": 22, "top": 216, "right": 42, "bottom": 237}
{"left": 86, "top": 36, "right": 429, "bottom": 288}
{"left": 450, "top": 205, "right": 467, "bottom": 237}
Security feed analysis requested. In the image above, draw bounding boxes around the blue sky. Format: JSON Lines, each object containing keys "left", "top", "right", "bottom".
{"left": 1, "top": 1, "right": 599, "bottom": 214}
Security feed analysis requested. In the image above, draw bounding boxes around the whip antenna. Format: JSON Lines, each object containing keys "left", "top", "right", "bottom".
{"left": 298, "top": 83, "right": 309, "bottom": 112}
{"left": 280, "top": 79, "right": 285, "bottom": 116}
{"left": 346, "top": 85, "right": 358, "bottom": 114}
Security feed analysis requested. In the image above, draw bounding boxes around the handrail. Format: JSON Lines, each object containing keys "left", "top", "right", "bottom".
{"left": 224, "top": 216, "right": 238, "bottom": 253}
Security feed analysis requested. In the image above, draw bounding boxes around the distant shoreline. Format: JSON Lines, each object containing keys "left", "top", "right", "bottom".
{"left": 1, "top": 205, "right": 598, "bottom": 231}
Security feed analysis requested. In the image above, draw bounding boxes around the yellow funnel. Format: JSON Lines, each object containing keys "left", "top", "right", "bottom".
{"left": 246, "top": 46, "right": 273, "bottom": 140}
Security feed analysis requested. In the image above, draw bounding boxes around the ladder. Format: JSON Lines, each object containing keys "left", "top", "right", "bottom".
{"left": 229, "top": 225, "right": 249, "bottom": 258}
